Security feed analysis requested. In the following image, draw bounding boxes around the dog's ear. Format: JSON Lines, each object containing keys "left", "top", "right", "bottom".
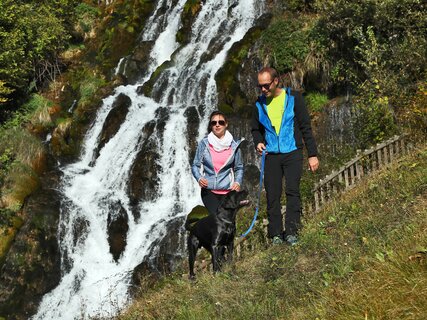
{"left": 220, "top": 190, "right": 237, "bottom": 209}
{"left": 221, "top": 190, "right": 240, "bottom": 209}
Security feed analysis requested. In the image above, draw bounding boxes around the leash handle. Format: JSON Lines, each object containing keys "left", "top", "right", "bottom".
{"left": 240, "top": 149, "right": 266, "bottom": 237}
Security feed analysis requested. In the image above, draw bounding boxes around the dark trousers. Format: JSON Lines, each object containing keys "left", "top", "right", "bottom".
{"left": 264, "top": 149, "right": 303, "bottom": 238}
{"left": 201, "top": 189, "right": 226, "bottom": 215}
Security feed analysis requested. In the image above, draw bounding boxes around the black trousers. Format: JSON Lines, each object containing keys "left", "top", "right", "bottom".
{"left": 201, "top": 189, "right": 227, "bottom": 215}
{"left": 264, "top": 149, "right": 303, "bottom": 238}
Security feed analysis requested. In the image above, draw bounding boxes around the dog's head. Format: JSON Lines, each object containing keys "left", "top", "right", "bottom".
{"left": 221, "top": 190, "right": 250, "bottom": 210}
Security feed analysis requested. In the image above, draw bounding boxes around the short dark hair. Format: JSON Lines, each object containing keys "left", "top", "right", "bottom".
{"left": 207, "top": 110, "right": 228, "bottom": 133}
{"left": 258, "top": 67, "right": 278, "bottom": 80}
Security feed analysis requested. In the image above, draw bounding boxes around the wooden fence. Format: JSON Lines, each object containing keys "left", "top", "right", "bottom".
{"left": 234, "top": 134, "right": 413, "bottom": 259}
{"left": 195, "top": 134, "right": 413, "bottom": 269}
{"left": 308, "top": 134, "right": 412, "bottom": 213}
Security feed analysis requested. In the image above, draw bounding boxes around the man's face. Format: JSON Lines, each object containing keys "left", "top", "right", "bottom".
{"left": 257, "top": 72, "right": 278, "bottom": 98}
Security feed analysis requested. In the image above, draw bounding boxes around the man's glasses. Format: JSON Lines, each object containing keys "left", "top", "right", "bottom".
{"left": 257, "top": 79, "right": 274, "bottom": 90}
{"left": 210, "top": 120, "right": 226, "bottom": 126}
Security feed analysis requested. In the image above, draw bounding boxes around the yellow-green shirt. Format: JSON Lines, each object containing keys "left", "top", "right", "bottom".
{"left": 267, "top": 89, "right": 286, "bottom": 135}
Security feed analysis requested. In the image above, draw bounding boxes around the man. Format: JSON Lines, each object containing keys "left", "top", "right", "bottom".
{"left": 251, "top": 67, "right": 319, "bottom": 245}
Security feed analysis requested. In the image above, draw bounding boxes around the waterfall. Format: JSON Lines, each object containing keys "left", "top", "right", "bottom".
{"left": 33, "top": 0, "right": 264, "bottom": 319}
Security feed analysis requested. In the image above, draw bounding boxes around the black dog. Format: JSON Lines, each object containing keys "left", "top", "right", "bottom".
{"left": 186, "top": 190, "right": 249, "bottom": 279}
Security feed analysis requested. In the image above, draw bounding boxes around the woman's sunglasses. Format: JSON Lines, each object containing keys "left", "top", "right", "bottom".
{"left": 210, "top": 120, "right": 226, "bottom": 126}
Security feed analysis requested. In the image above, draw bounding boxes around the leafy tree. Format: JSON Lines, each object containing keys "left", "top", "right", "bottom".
{"left": 0, "top": 0, "right": 77, "bottom": 108}
{"left": 260, "top": 16, "right": 310, "bottom": 75}
{"left": 315, "top": 0, "right": 426, "bottom": 94}
{"left": 309, "top": 0, "right": 426, "bottom": 144}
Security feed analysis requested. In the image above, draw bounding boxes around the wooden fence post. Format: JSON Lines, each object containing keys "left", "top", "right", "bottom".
{"left": 309, "top": 134, "right": 409, "bottom": 215}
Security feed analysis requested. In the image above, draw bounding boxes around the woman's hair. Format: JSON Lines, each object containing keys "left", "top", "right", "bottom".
{"left": 207, "top": 110, "right": 228, "bottom": 133}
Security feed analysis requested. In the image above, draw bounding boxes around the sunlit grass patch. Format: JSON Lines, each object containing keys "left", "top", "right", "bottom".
{"left": 117, "top": 145, "right": 427, "bottom": 320}
{"left": 1, "top": 162, "right": 40, "bottom": 211}
{"left": 0, "top": 212, "right": 24, "bottom": 265}
{"left": 315, "top": 195, "right": 427, "bottom": 320}
{"left": 0, "top": 127, "right": 44, "bottom": 210}
{"left": 0, "top": 127, "right": 46, "bottom": 173}
{"left": 77, "top": 71, "right": 106, "bottom": 109}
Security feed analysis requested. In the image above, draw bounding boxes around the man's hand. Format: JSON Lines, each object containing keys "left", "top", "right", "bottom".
{"left": 308, "top": 156, "right": 319, "bottom": 172}
{"left": 198, "top": 178, "right": 208, "bottom": 188}
{"left": 256, "top": 143, "right": 266, "bottom": 155}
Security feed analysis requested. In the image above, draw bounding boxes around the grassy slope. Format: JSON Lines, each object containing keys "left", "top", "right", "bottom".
{"left": 118, "top": 145, "right": 427, "bottom": 320}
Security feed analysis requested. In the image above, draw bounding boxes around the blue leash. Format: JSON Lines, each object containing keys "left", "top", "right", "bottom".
{"left": 240, "top": 149, "right": 266, "bottom": 238}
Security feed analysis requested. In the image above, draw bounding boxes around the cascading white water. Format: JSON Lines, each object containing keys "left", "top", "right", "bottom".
{"left": 33, "top": 1, "right": 263, "bottom": 319}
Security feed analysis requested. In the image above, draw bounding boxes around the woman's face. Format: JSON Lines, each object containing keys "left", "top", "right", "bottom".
{"left": 210, "top": 114, "right": 227, "bottom": 138}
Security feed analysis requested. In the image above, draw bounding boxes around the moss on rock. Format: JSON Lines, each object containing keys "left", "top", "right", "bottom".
{"left": 176, "top": 0, "right": 202, "bottom": 44}
{"left": 91, "top": 0, "right": 156, "bottom": 75}
{"left": 215, "top": 14, "right": 271, "bottom": 115}
{"left": 137, "top": 60, "right": 174, "bottom": 97}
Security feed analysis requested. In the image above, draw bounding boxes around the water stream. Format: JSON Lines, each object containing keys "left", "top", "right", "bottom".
{"left": 33, "top": 1, "right": 263, "bottom": 319}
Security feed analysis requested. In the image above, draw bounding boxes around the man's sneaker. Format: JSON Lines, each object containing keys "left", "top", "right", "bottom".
{"left": 285, "top": 235, "right": 298, "bottom": 246}
{"left": 272, "top": 235, "right": 284, "bottom": 245}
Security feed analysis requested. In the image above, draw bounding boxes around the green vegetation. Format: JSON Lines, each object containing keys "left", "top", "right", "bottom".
{"left": 119, "top": 146, "right": 427, "bottom": 320}
{"left": 177, "top": 0, "right": 202, "bottom": 44}
{"left": 93, "top": 0, "right": 156, "bottom": 73}
{"left": 75, "top": 3, "right": 101, "bottom": 35}
{"left": 0, "top": 95, "right": 51, "bottom": 212}
{"left": 0, "top": 0, "right": 78, "bottom": 109}
{"left": 256, "top": 0, "right": 426, "bottom": 146}
{"left": 304, "top": 92, "right": 328, "bottom": 113}
{"left": 260, "top": 16, "right": 311, "bottom": 74}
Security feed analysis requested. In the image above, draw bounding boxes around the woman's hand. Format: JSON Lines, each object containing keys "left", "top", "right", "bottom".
{"left": 198, "top": 178, "right": 208, "bottom": 188}
{"left": 230, "top": 182, "right": 241, "bottom": 191}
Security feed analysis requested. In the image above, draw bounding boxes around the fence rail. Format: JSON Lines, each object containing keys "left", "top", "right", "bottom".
{"left": 308, "top": 134, "right": 411, "bottom": 213}
{"left": 195, "top": 134, "right": 413, "bottom": 269}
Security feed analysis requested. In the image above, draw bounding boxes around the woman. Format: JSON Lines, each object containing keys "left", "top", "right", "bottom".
{"left": 191, "top": 111, "right": 244, "bottom": 215}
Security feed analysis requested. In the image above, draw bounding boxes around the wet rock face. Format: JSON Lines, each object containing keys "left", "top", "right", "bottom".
{"left": 0, "top": 170, "right": 62, "bottom": 320}
{"left": 119, "top": 41, "right": 155, "bottom": 84}
{"left": 184, "top": 106, "right": 202, "bottom": 162}
{"left": 127, "top": 107, "right": 169, "bottom": 219}
{"left": 91, "top": 93, "right": 131, "bottom": 165}
{"left": 312, "top": 97, "right": 358, "bottom": 155}
{"left": 58, "top": 213, "right": 90, "bottom": 275}
{"left": 136, "top": 60, "right": 173, "bottom": 99}
{"left": 131, "top": 217, "right": 186, "bottom": 289}
{"left": 215, "top": 13, "right": 271, "bottom": 115}
{"left": 176, "top": 0, "right": 202, "bottom": 45}
{"left": 225, "top": 113, "right": 260, "bottom": 197}
{"left": 107, "top": 201, "right": 129, "bottom": 262}
{"left": 127, "top": 123, "right": 159, "bottom": 214}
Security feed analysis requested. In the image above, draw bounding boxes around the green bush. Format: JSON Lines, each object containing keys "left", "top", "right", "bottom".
{"left": 315, "top": 0, "right": 426, "bottom": 94}
{"left": 0, "top": 0, "right": 77, "bottom": 106}
{"left": 75, "top": 3, "right": 100, "bottom": 34}
{"left": 305, "top": 92, "right": 328, "bottom": 113}
{"left": 260, "top": 17, "right": 310, "bottom": 74}
{"left": 1, "top": 94, "right": 54, "bottom": 130}
{"left": 354, "top": 94, "right": 398, "bottom": 149}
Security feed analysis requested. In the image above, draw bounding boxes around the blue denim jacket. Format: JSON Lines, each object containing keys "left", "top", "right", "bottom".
{"left": 191, "top": 137, "right": 244, "bottom": 190}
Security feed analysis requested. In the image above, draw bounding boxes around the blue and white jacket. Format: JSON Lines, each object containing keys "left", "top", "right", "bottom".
{"left": 251, "top": 87, "right": 318, "bottom": 157}
{"left": 191, "top": 137, "right": 244, "bottom": 190}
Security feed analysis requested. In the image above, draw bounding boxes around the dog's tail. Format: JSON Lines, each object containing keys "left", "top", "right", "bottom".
{"left": 185, "top": 205, "right": 209, "bottom": 231}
